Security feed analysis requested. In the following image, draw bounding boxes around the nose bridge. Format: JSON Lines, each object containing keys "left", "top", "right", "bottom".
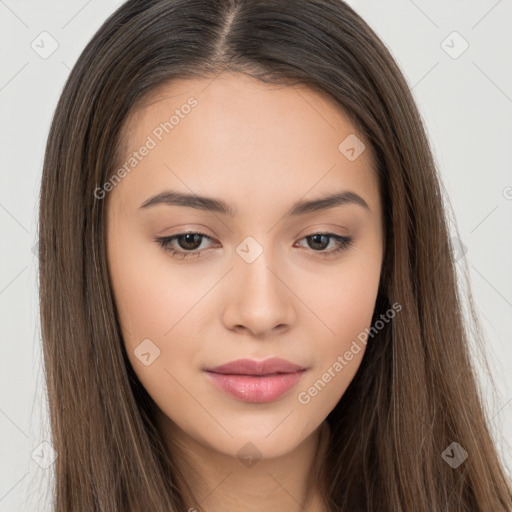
{"left": 224, "top": 234, "right": 294, "bottom": 333}
{"left": 235, "top": 234, "right": 281, "bottom": 294}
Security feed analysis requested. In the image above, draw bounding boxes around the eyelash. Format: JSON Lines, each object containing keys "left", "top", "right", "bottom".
{"left": 154, "top": 231, "right": 354, "bottom": 260}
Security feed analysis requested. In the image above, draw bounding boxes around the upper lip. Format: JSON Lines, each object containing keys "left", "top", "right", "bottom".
{"left": 205, "top": 357, "right": 306, "bottom": 376}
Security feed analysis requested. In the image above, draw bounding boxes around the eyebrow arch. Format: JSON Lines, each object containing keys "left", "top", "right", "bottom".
{"left": 139, "top": 189, "right": 370, "bottom": 217}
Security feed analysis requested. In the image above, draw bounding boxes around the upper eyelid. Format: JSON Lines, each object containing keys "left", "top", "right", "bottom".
{"left": 160, "top": 229, "right": 348, "bottom": 241}
{"left": 158, "top": 230, "right": 351, "bottom": 249}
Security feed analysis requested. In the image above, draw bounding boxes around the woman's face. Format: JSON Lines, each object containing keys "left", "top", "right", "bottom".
{"left": 106, "top": 73, "right": 384, "bottom": 460}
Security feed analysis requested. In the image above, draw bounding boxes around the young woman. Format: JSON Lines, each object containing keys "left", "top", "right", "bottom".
{"left": 38, "top": 0, "right": 512, "bottom": 510}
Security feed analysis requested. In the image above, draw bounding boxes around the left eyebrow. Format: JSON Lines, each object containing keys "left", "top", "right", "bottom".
{"left": 139, "top": 189, "right": 370, "bottom": 217}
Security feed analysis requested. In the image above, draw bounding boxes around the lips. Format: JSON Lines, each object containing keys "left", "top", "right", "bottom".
{"left": 204, "top": 357, "right": 306, "bottom": 376}
{"left": 203, "top": 358, "right": 307, "bottom": 403}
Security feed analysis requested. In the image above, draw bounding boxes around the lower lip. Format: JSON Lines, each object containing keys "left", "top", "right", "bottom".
{"left": 204, "top": 370, "right": 306, "bottom": 403}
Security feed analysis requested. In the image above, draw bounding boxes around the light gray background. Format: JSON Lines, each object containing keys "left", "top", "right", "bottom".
{"left": 1, "top": 1, "right": 511, "bottom": 510}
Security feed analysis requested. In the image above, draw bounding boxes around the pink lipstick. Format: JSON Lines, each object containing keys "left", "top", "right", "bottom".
{"left": 203, "top": 357, "right": 307, "bottom": 403}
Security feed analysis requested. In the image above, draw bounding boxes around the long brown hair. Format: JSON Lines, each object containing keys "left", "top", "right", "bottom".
{"left": 38, "top": 0, "right": 512, "bottom": 510}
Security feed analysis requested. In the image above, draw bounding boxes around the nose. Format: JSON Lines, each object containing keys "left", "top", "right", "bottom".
{"left": 220, "top": 245, "right": 296, "bottom": 337}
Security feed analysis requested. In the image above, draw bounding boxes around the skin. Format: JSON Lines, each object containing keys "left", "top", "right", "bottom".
{"left": 106, "top": 72, "right": 384, "bottom": 512}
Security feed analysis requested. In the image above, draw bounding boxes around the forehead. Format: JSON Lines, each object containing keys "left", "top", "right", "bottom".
{"left": 126, "top": 73, "right": 365, "bottom": 150}
{"left": 114, "top": 72, "right": 380, "bottom": 216}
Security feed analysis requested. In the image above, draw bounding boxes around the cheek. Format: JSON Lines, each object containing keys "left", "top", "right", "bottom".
{"left": 107, "top": 225, "right": 210, "bottom": 419}
{"left": 107, "top": 219, "right": 206, "bottom": 343}
{"left": 296, "top": 246, "right": 382, "bottom": 412}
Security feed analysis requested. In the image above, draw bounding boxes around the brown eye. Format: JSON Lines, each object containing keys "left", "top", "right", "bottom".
{"left": 174, "top": 233, "right": 204, "bottom": 251}
{"left": 154, "top": 231, "right": 353, "bottom": 260}
{"left": 154, "top": 232, "right": 216, "bottom": 260}
{"left": 296, "top": 232, "right": 353, "bottom": 255}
